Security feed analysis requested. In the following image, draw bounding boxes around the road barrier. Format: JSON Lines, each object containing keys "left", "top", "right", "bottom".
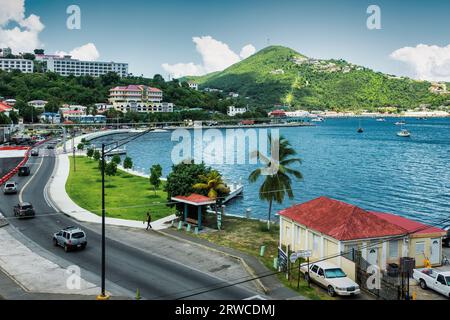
{"left": 0, "top": 139, "right": 50, "bottom": 186}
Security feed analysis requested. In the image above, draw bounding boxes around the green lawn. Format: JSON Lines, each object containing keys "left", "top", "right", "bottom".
{"left": 186, "top": 216, "right": 332, "bottom": 300}
{"left": 66, "top": 156, "right": 175, "bottom": 221}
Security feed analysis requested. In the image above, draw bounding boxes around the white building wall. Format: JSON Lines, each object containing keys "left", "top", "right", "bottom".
{"left": 0, "top": 59, "right": 34, "bottom": 73}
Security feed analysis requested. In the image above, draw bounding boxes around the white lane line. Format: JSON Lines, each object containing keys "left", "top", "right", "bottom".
{"left": 19, "top": 157, "right": 44, "bottom": 203}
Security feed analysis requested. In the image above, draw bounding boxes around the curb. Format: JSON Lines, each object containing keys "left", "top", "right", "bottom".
{"left": 154, "top": 228, "right": 270, "bottom": 294}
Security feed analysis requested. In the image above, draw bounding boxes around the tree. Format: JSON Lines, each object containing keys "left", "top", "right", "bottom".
{"left": 123, "top": 156, "right": 133, "bottom": 169}
{"left": 93, "top": 150, "right": 101, "bottom": 161}
{"left": 111, "top": 155, "right": 121, "bottom": 165}
{"left": 193, "top": 170, "right": 230, "bottom": 200}
{"left": 149, "top": 164, "right": 163, "bottom": 195}
{"left": 86, "top": 148, "right": 94, "bottom": 158}
{"left": 164, "top": 160, "right": 211, "bottom": 204}
{"left": 105, "top": 161, "right": 117, "bottom": 176}
{"left": 248, "top": 135, "right": 302, "bottom": 230}
{"left": 77, "top": 143, "right": 84, "bottom": 151}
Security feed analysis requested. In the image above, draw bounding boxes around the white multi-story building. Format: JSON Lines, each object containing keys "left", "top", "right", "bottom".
{"left": 109, "top": 85, "right": 173, "bottom": 113}
{"left": 187, "top": 81, "right": 198, "bottom": 90}
{"left": 35, "top": 54, "right": 128, "bottom": 77}
{"left": 28, "top": 100, "right": 48, "bottom": 109}
{"left": 0, "top": 58, "right": 34, "bottom": 73}
{"left": 227, "top": 105, "right": 247, "bottom": 117}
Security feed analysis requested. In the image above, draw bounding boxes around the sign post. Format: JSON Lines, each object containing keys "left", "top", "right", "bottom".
{"left": 290, "top": 250, "right": 312, "bottom": 289}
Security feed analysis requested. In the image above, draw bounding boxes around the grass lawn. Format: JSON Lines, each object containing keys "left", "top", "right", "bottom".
{"left": 187, "top": 216, "right": 332, "bottom": 300}
{"left": 66, "top": 156, "right": 175, "bottom": 221}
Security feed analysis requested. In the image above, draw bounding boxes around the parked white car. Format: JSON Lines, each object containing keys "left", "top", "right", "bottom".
{"left": 301, "top": 261, "right": 360, "bottom": 297}
{"left": 413, "top": 268, "right": 450, "bottom": 298}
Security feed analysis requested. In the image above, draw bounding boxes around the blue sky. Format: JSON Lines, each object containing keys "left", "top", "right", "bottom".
{"left": 3, "top": 0, "right": 450, "bottom": 80}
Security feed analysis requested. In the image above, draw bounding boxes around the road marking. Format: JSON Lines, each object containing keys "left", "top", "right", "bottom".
{"left": 19, "top": 158, "right": 44, "bottom": 203}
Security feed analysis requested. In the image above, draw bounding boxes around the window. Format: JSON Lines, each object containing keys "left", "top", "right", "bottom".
{"left": 343, "top": 243, "right": 358, "bottom": 261}
{"left": 437, "top": 275, "right": 446, "bottom": 285}
{"left": 312, "top": 234, "right": 320, "bottom": 253}
{"left": 389, "top": 240, "right": 399, "bottom": 258}
{"left": 295, "top": 226, "right": 301, "bottom": 245}
{"left": 318, "top": 268, "right": 324, "bottom": 277}
{"left": 324, "top": 268, "right": 347, "bottom": 279}
{"left": 415, "top": 242, "right": 425, "bottom": 255}
{"left": 311, "top": 265, "right": 319, "bottom": 273}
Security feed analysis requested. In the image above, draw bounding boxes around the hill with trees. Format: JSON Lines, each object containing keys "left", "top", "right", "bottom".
{"left": 186, "top": 46, "right": 449, "bottom": 112}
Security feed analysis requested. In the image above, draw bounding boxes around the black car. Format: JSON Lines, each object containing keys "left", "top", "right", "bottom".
{"left": 31, "top": 149, "right": 39, "bottom": 156}
{"left": 47, "top": 144, "right": 55, "bottom": 149}
{"left": 18, "top": 166, "right": 30, "bottom": 176}
{"left": 13, "top": 202, "right": 36, "bottom": 219}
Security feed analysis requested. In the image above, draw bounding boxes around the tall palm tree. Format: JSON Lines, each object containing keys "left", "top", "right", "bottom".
{"left": 193, "top": 170, "right": 230, "bottom": 200}
{"left": 249, "top": 134, "right": 302, "bottom": 230}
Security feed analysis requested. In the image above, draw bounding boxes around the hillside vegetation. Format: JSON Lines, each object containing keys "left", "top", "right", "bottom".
{"left": 187, "top": 46, "right": 449, "bottom": 111}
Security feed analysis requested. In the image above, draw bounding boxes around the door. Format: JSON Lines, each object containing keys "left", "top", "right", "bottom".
{"left": 367, "top": 248, "right": 378, "bottom": 266}
{"left": 435, "top": 275, "right": 447, "bottom": 295}
{"left": 430, "top": 238, "right": 441, "bottom": 265}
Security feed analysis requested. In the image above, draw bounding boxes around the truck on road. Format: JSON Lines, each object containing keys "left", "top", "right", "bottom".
{"left": 413, "top": 268, "right": 450, "bottom": 298}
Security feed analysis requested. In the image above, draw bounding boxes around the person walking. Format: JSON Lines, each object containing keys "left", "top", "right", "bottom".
{"left": 145, "top": 211, "right": 152, "bottom": 230}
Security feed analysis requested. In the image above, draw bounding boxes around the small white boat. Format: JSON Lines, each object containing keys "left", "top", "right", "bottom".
{"left": 311, "top": 117, "right": 324, "bottom": 122}
{"left": 395, "top": 121, "right": 406, "bottom": 126}
{"left": 397, "top": 129, "right": 411, "bottom": 138}
{"left": 376, "top": 118, "right": 386, "bottom": 122}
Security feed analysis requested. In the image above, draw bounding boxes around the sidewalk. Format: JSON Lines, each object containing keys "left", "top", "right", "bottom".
{"left": 159, "top": 228, "right": 307, "bottom": 300}
{"left": 48, "top": 151, "right": 176, "bottom": 230}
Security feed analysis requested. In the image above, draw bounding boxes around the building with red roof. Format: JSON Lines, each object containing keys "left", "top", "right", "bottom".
{"left": 0, "top": 101, "right": 15, "bottom": 117}
{"left": 171, "top": 193, "right": 216, "bottom": 230}
{"left": 279, "top": 197, "right": 446, "bottom": 279}
{"left": 109, "top": 84, "right": 173, "bottom": 114}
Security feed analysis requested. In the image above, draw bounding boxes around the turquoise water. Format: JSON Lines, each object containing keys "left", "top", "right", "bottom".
{"left": 94, "top": 118, "right": 450, "bottom": 226}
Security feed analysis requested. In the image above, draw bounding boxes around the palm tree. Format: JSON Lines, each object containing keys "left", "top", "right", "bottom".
{"left": 249, "top": 134, "right": 302, "bottom": 230}
{"left": 193, "top": 170, "right": 230, "bottom": 200}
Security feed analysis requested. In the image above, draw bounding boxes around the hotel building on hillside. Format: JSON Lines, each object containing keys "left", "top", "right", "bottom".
{"left": 0, "top": 58, "right": 34, "bottom": 73}
{"left": 109, "top": 85, "right": 174, "bottom": 113}
{"left": 35, "top": 53, "right": 128, "bottom": 77}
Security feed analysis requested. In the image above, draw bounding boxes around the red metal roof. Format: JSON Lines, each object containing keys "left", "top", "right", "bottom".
{"left": 0, "top": 101, "right": 12, "bottom": 112}
{"left": 278, "top": 197, "right": 444, "bottom": 241}
{"left": 109, "top": 85, "right": 162, "bottom": 92}
{"left": 172, "top": 193, "right": 216, "bottom": 206}
{"left": 371, "top": 212, "right": 445, "bottom": 236}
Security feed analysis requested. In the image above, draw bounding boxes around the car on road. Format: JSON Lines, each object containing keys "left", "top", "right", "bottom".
{"left": 13, "top": 202, "right": 36, "bottom": 219}
{"left": 18, "top": 166, "right": 30, "bottom": 176}
{"left": 413, "top": 268, "right": 450, "bottom": 298}
{"left": 47, "top": 144, "right": 55, "bottom": 149}
{"left": 3, "top": 181, "right": 18, "bottom": 194}
{"left": 53, "top": 226, "right": 87, "bottom": 252}
{"left": 301, "top": 261, "right": 361, "bottom": 297}
{"left": 31, "top": 149, "right": 39, "bottom": 156}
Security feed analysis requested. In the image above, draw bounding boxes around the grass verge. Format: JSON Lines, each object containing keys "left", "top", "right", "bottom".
{"left": 183, "top": 215, "right": 331, "bottom": 300}
{"left": 66, "top": 156, "right": 174, "bottom": 221}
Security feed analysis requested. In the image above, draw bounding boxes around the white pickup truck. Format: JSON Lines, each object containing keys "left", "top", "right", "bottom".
{"left": 413, "top": 268, "right": 450, "bottom": 298}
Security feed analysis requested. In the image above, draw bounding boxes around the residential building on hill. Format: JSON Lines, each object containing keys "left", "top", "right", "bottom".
{"left": 227, "top": 105, "right": 247, "bottom": 117}
{"left": 28, "top": 100, "right": 48, "bottom": 109}
{"left": 187, "top": 81, "right": 198, "bottom": 90}
{"left": 0, "top": 58, "right": 34, "bottom": 73}
{"left": 279, "top": 197, "right": 446, "bottom": 281}
{"left": 109, "top": 85, "right": 173, "bottom": 113}
{"left": 35, "top": 53, "right": 128, "bottom": 77}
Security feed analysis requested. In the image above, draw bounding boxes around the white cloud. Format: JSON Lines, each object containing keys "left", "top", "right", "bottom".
{"left": 0, "top": 0, "right": 44, "bottom": 53}
{"left": 162, "top": 36, "right": 256, "bottom": 78}
{"left": 390, "top": 44, "right": 450, "bottom": 81}
{"left": 55, "top": 43, "right": 100, "bottom": 61}
{"left": 240, "top": 44, "right": 256, "bottom": 59}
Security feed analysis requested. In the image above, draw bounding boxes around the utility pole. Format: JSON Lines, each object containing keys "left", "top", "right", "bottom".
{"left": 100, "top": 143, "right": 107, "bottom": 299}
{"left": 72, "top": 129, "right": 76, "bottom": 172}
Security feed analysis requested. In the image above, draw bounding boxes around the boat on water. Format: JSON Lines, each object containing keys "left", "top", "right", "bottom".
{"left": 311, "top": 117, "right": 324, "bottom": 122}
{"left": 395, "top": 121, "right": 406, "bottom": 126}
{"left": 376, "top": 118, "right": 386, "bottom": 122}
{"left": 357, "top": 127, "right": 364, "bottom": 133}
{"left": 397, "top": 129, "right": 411, "bottom": 138}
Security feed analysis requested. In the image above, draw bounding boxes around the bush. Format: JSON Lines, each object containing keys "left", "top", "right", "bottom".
{"left": 93, "top": 150, "right": 101, "bottom": 161}
{"left": 77, "top": 143, "right": 84, "bottom": 151}
{"left": 105, "top": 161, "right": 117, "bottom": 176}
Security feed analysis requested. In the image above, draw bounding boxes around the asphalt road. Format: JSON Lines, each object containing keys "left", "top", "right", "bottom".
{"left": 0, "top": 142, "right": 259, "bottom": 300}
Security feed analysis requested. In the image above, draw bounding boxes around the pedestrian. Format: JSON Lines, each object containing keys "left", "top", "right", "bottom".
{"left": 145, "top": 211, "right": 152, "bottom": 230}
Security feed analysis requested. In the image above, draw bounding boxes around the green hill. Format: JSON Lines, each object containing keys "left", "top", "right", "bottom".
{"left": 186, "top": 46, "right": 448, "bottom": 111}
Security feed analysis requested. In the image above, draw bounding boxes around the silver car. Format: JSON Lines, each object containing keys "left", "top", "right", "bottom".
{"left": 53, "top": 226, "right": 87, "bottom": 252}
{"left": 3, "top": 181, "right": 18, "bottom": 194}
